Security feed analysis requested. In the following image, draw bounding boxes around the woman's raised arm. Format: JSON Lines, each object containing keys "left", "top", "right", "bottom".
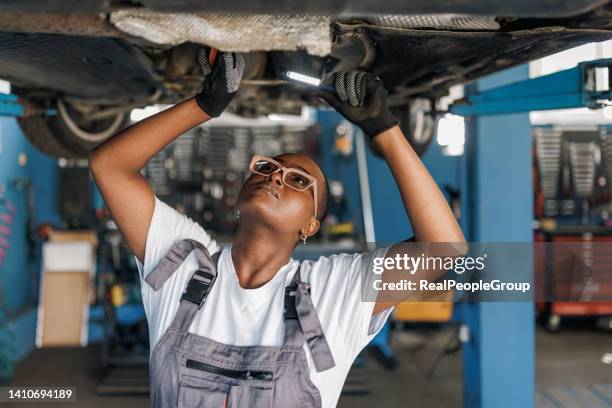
{"left": 90, "top": 51, "right": 244, "bottom": 263}
{"left": 89, "top": 98, "right": 211, "bottom": 263}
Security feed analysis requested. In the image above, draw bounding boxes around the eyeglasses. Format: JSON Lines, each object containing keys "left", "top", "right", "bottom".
{"left": 248, "top": 155, "right": 318, "bottom": 219}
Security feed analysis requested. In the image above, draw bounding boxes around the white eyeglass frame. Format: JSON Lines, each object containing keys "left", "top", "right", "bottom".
{"left": 249, "top": 155, "right": 318, "bottom": 219}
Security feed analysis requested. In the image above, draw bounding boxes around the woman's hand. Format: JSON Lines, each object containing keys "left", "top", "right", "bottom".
{"left": 318, "top": 71, "right": 399, "bottom": 141}
{"left": 194, "top": 50, "right": 245, "bottom": 117}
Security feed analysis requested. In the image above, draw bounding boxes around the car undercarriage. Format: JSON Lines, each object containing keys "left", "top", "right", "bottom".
{"left": 1, "top": 1, "right": 612, "bottom": 157}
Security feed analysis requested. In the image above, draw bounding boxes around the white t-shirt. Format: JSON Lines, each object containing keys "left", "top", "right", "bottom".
{"left": 136, "top": 197, "right": 393, "bottom": 408}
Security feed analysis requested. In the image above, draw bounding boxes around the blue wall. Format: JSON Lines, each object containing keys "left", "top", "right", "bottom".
{"left": 0, "top": 115, "right": 60, "bottom": 368}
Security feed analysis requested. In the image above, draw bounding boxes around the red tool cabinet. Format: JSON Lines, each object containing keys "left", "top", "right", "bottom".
{"left": 535, "top": 225, "right": 612, "bottom": 330}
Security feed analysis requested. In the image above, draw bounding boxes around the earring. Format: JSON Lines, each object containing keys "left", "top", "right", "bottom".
{"left": 235, "top": 209, "right": 240, "bottom": 221}
{"left": 300, "top": 233, "right": 307, "bottom": 245}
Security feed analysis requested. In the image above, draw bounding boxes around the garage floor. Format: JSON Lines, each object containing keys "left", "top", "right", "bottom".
{"left": 10, "top": 324, "right": 611, "bottom": 408}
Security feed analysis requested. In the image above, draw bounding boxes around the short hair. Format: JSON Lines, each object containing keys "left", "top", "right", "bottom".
{"left": 319, "top": 170, "right": 330, "bottom": 222}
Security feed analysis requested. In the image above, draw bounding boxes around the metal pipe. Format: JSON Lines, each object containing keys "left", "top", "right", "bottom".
{"left": 355, "top": 127, "right": 376, "bottom": 248}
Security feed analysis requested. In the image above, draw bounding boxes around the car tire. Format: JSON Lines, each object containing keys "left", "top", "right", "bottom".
{"left": 371, "top": 98, "right": 437, "bottom": 157}
{"left": 18, "top": 114, "right": 82, "bottom": 159}
{"left": 18, "top": 100, "right": 129, "bottom": 158}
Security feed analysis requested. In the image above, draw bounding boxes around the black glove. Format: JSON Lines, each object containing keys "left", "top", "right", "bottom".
{"left": 194, "top": 49, "right": 245, "bottom": 117}
{"left": 318, "top": 71, "right": 398, "bottom": 139}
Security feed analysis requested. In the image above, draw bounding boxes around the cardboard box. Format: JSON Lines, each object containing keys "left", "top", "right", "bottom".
{"left": 37, "top": 271, "right": 90, "bottom": 347}
{"left": 36, "top": 231, "right": 97, "bottom": 347}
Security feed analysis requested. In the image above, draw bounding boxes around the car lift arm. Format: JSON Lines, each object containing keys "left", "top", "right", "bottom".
{"left": 450, "top": 58, "right": 612, "bottom": 116}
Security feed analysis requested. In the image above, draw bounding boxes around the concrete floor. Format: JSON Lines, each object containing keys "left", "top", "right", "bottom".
{"left": 9, "top": 324, "right": 612, "bottom": 408}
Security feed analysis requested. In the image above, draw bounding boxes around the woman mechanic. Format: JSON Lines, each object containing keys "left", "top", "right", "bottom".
{"left": 89, "top": 51, "right": 465, "bottom": 408}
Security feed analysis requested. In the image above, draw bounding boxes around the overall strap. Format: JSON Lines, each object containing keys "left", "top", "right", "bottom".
{"left": 283, "top": 265, "right": 336, "bottom": 372}
{"left": 150, "top": 239, "right": 220, "bottom": 335}
{"left": 145, "top": 238, "right": 216, "bottom": 291}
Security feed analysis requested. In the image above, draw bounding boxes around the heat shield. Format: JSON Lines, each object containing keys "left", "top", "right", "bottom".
{"left": 110, "top": 10, "right": 332, "bottom": 56}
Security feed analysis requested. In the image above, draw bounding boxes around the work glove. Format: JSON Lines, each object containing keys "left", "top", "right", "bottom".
{"left": 194, "top": 49, "right": 245, "bottom": 117}
{"left": 318, "top": 71, "right": 399, "bottom": 140}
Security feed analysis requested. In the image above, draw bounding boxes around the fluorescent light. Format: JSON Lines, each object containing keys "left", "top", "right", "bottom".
{"left": 285, "top": 71, "right": 321, "bottom": 87}
{"left": 437, "top": 114, "right": 465, "bottom": 146}
{"left": 443, "top": 143, "right": 464, "bottom": 156}
{"left": 130, "top": 105, "right": 160, "bottom": 122}
{"left": 437, "top": 113, "right": 465, "bottom": 156}
{"left": 603, "top": 106, "right": 612, "bottom": 119}
{"left": 0, "top": 80, "right": 10, "bottom": 94}
{"left": 267, "top": 114, "right": 291, "bottom": 121}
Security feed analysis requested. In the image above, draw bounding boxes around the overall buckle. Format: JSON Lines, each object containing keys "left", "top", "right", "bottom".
{"left": 181, "top": 269, "right": 215, "bottom": 309}
{"left": 284, "top": 286, "right": 299, "bottom": 320}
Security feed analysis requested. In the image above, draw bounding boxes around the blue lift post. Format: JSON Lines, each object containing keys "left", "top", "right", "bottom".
{"left": 456, "top": 65, "right": 535, "bottom": 408}
{"left": 450, "top": 58, "right": 612, "bottom": 407}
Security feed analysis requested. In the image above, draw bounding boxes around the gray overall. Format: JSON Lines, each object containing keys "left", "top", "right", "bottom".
{"left": 144, "top": 239, "right": 336, "bottom": 407}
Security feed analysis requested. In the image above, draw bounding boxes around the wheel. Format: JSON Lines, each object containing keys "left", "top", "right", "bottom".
{"left": 18, "top": 114, "right": 81, "bottom": 159}
{"left": 371, "top": 98, "right": 437, "bottom": 157}
{"left": 18, "top": 99, "right": 129, "bottom": 158}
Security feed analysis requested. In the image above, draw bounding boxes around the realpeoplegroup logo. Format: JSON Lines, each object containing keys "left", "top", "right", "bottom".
{"left": 371, "top": 277, "right": 532, "bottom": 293}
